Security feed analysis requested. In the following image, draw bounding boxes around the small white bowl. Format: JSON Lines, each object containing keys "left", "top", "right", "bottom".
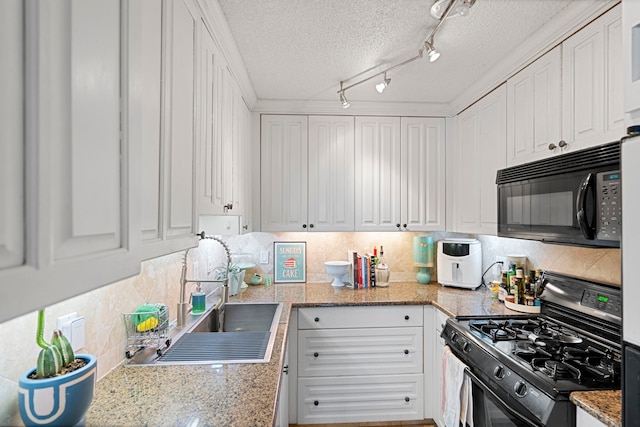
{"left": 324, "top": 261, "right": 350, "bottom": 287}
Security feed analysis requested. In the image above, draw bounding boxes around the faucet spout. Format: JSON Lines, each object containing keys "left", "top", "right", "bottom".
{"left": 177, "top": 233, "right": 232, "bottom": 328}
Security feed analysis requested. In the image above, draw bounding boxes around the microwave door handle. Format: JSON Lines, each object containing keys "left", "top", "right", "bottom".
{"left": 576, "top": 173, "right": 595, "bottom": 239}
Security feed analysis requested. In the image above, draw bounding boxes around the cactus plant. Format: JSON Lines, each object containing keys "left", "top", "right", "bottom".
{"left": 33, "top": 309, "right": 76, "bottom": 378}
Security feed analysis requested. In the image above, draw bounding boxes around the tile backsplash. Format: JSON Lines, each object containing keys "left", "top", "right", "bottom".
{"left": 0, "top": 231, "right": 620, "bottom": 425}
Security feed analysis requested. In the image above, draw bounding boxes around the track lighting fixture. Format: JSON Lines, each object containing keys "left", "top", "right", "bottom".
{"left": 337, "top": 0, "right": 474, "bottom": 108}
{"left": 431, "top": 0, "right": 476, "bottom": 20}
{"left": 339, "top": 82, "right": 350, "bottom": 109}
{"left": 425, "top": 42, "right": 440, "bottom": 63}
{"left": 375, "top": 73, "right": 391, "bottom": 93}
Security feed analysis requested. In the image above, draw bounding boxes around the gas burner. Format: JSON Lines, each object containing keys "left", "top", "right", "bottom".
{"left": 534, "top": 359, "right": 582, "bottom": 381}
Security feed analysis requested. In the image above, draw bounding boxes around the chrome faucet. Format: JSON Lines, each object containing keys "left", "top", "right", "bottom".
{"left": 177, "top": 232, "right": 232, "bottom": 328}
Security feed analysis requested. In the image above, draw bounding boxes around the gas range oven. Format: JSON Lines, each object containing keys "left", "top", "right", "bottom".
{"left": 441, "top": 271, "right": 621, "bottom": 427}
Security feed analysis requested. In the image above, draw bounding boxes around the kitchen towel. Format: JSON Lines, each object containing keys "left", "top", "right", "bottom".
{"left": 442, "top": 345, "right": 473, "bottom": 427}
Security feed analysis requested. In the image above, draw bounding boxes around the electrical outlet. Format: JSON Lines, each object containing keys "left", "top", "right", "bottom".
{"left": 193, "top": 261, "right": 199, "bottom": 280}
{"left": 57, "top": 313, "right": 77, "bottom": 338}
{"left": 496, "top": 256, "right": 508, "bottom": 272}
{"left": 260, "top": 250, "right": 269, "bottom": 264}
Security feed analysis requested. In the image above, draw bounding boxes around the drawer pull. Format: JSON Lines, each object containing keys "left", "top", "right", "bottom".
{"left": 405, "top": 397, "right": 410, "bottom": 402}
{"left": 314, "top": 317, "right": 319, "bottom": 322}
{"left": 313, "top": 352, "right": 319, "bottom": 358}
{"left": 404, "top": 349, "right": 409, "bottom": 355}
{"left": 314, "top": 400, "right": 319, "bottom": 406}
{"left": 404, "top": 315, "right": 410, "bottom": 320}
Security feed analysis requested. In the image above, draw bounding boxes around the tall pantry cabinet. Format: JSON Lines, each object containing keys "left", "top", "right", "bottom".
{"left": 0, "top": 1, "right": 140, "bottom": 323}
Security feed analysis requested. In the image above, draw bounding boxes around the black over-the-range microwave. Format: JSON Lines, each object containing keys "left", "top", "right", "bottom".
{"left": 496, "top": 141, "right": 621, "bottom": 248}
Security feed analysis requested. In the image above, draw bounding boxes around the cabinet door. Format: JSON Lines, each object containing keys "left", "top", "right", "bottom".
{"left": 506, "top": 46, "right": 562, "bottom": 166}
{"left": 563, "top": 5, "right": 623, "bottom": 151}
{"left": 298, "top": 374, "right": 424, "bottom": 424}
{"left": 197, "top": 21, "right": 231, "bottom": 216}
{"left": 162, "top": 0, "right": 199, "bottom": 242}
{"left": 0, "top": 0, "right": 24, "bottom": 271}
{"left": 308, "top": 116, "right": 355, "bottom": 232}
{"left": 298, "top": 327, "right": 423, "bottom": 377}
{"left": 1, "top": 0, "right": 140, "bottom": 323}
{"left": 355, "top": 117, "right": 402, "bottom": 231}
{"left": 261, "top": 115, "right": 308, "bottom": 231}
{"left": 623, "top": 0, "right": 640, "bottom": 118}
{"left": 401, "top": 117, "right": 446, "bottom": 231}
{"left": 454, "top": 85, "right": 507, "bottom": 235}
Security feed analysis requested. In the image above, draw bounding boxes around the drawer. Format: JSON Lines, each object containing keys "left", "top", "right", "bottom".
{"left": 298, "top": 305, "right": 423, "bottom": 329}
{"left": 298, "top": 327, "right": 423, "bottom": 377}
{"left": 298, "top": 374, "right": 424, "bottom": 424}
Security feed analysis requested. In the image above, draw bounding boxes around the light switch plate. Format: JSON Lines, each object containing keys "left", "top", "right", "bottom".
{"left": 260, "top": 250, "right": 269, "bottom": 264}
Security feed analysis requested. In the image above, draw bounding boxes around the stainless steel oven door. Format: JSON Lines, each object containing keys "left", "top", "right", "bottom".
{"left": 466, "top": 369, "right": 539, "bottom": 427}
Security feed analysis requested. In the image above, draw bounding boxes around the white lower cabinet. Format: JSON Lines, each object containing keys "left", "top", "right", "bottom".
{"left": 576, "top": 407, "right": 606, "bottom": 427}
{"left": 295, "top": 306, "right": 425, "bottom": 424}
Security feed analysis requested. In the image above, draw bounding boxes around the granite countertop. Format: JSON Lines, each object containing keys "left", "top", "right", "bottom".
{"left": 571, "top": 390, "right": 622, "bottom": 427}
{"left": 85, "top": 281, "right": 619, "bottom": 426}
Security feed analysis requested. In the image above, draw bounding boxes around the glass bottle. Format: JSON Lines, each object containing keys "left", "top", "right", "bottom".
{"left": 375, "top": 245, "right": 389, "bottom": 287}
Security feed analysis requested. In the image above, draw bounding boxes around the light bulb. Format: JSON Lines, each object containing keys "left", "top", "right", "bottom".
{"left": 428, "top": 48, "right": 440, "bottom": 62}
{"left": 339, "top": 91, "right": 350, "bottom": 109}
{"left": 375, "top": 75, "right": 390, "bottom": 93}
{"left": 456, "top": 2, "right": 470, "bottom": 16}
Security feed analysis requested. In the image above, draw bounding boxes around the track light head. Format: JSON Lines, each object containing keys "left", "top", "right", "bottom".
{"left": 339, "top": 90, "right": 350, "bottom": 109}
{"left": 375, "top": 73, "right": 391, "bottom": 93}
{"left": 431, "top": 0, "right": 476, "bottom": 20}
{"left": 425, "top": 42, "right": 440, "bottom": 62}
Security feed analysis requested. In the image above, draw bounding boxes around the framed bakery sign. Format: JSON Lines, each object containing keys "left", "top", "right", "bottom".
{"left": 274, "top": 241, "right": 306, "bottom": 283}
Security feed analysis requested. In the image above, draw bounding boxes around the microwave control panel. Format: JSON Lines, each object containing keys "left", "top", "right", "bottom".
{"left": 596, "top": 170, "right": 621, "bottom": 241}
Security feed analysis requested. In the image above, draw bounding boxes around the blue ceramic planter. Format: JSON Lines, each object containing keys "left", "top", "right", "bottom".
{"left": 18, "top": 354, "right": 97, "bottom": 426}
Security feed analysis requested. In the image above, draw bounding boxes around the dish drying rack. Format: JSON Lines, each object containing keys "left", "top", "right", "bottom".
{"left": 123, "top": 305, "right": 171, "bottom": 359}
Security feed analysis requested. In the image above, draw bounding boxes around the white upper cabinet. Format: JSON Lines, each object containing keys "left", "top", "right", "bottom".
{"left": 506, "top": 46, "right": 562, "bottom": 166}
{"left": 623, "top": 0, "right": 640, "bottom": 120}
{"left": 0, "top": 0, "right": 140, "bottom": 323}
{"left": 355, "top": 117, "right": 402, "bottom": 231}
{"left": 261, "top": 115, "right": 309, "bottom": 231}
{"left": 562, "top": 4, "right": 623, "bottom": 151}
{"left": 260, "top": 115, "right": 354, "bottom": 232}
{"left": 401, "top": 117, "right": 446, "bottom": 231}
{"left": 453, "top": 85, "right": 507, "bottom": 235}
{"left": 0, "top": 0, "right": 24, "bottom": 272}
{"left": 135, "top": 0, "right": 199, "bottom": 260}
{"left": 308, "top": 116, "right": 356, "bottom": 232}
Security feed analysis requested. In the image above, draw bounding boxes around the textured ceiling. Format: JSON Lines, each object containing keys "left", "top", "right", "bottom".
{"left": 218, "top": 0, "right": 574, "bottom": 105}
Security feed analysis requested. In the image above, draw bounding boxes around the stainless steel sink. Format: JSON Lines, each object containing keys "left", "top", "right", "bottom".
{"left": 126, "top": 302, "right": 283, "bottom": 366}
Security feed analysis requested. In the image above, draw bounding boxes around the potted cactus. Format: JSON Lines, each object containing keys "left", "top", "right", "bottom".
{"left": 17, "top": 309, "right": 97, "bottom": 426}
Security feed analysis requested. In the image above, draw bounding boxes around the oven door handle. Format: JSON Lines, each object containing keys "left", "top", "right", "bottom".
{"left": 464, "top": 368, "right": 541, "bottom": 427}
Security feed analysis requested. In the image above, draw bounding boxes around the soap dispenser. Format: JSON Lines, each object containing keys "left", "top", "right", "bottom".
{"left": 191, "top": 284, "right": 206, "bottom": 314}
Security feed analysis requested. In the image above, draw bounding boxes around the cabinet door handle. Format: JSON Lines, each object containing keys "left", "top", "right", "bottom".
{"left": 309, "top": 223, "right": 314, "bottom": 229}
{"left": 313, "top": 352, "right": 319, "bottom": 358}
{"left": 396, "top": 223, "right": 401, "bottom": 229}
{"left": 242, "top": 224, "right": 248, "bottom": 230}
{"left": 302, "top": 224, "right": 307, "bottom": 229}
{"left": 558, "top": 140, "right": 567, "bottom": 148}
{"left": 404, "top": 315, "right": 410, "bottom": 320}
{"left": 404, "top": 349, "right": 409, "bottom": 355}
{"left": 548, "top": 143, "right": 557, "bottom": 150}
{"left": 314, "top": 400, "right": 319, "bottom": 406}
{"left": 224, "top": 203, "right": 233, "bottom": 212}
{"left": 405, "top": 397, "right": 410, "bottom": 402}
{"left": 314, "top": 317, "right": 319, "bottom": 322}
{"left": 403, "top": 224, "right": 407, "bottom": 229}
{"left": 283, "top": 365, "right": 289, "bottom": 374}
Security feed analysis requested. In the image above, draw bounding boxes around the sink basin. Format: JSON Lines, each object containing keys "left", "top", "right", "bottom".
{"left": 126, "top": 302, "right": 283, "bottom": 366}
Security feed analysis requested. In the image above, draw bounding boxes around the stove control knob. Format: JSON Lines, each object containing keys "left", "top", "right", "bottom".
{"left": 461, "top": 339, "right": 471, "bottom": 354}
{"left": 493, "top": 365, "right": 505, "bottom": 380}
{"left": 450, "top": 331, "right": 459, "bottom": 343}
{"left": 514, "top": 381, "right": 528, "bottom": 398}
